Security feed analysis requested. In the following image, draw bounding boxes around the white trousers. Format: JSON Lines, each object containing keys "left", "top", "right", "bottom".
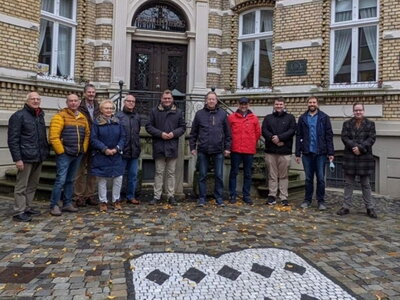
{"left": 97, "top": 176, "right": 123, "bottom": 203}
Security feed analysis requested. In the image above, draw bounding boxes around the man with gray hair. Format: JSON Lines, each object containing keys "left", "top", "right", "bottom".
{"left": 8, "top": 92, "right": 49, "bottom": 222}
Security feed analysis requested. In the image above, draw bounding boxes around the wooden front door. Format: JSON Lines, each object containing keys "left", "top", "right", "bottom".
{"left": 130, "top": 41, "right": 187, "bottom": 93}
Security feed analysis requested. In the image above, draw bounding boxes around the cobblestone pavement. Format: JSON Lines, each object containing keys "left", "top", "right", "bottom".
{"left": 0, "top": 190, "right": 399, "bottom": 300}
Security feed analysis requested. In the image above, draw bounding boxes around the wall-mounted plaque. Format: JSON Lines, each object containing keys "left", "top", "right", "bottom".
{"left": 286, "top": 59, "right": 307, "bottom": 76}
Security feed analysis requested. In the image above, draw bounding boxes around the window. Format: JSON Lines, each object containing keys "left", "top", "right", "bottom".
{"left": 238, "top": 9, "right": 273, "bottom": 90}
{"left": 331, "top": 0, "right": 378, "bottom": 86}
{"left": 133, "top": 3, "right": 187, "bottom": 32}
{"left": 38, "top": 0, "right": 76, "bottom": 79}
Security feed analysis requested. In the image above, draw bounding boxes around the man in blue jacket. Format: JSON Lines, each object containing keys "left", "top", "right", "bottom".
{"left": 295, "top": 96, "right": 334, "bottom": 210}
{"left": 8, "top": 92, "right": 49, "bottom": 222}
{"left": 189, "top": 91, "right": 231, "bottom": 207}
{"left": 145, "top": 90, "right": 186, "bottom": 206}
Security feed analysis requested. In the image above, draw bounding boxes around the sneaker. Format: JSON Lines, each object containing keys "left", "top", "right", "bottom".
{"left": 266, "top": 196, "right": 276, "bottom": 205}
{"left": 168, "top": 197, "right": 178, "bottom": 206}
{"left": 113, "top": 202, "right": 122, "bottom": 211}
{"left": 318, "top": 203, "right": 327, "bottom": 211}
{"left": 229, "top": 197, "right": 237, "bottom": 204}
{"left": 13, "top": 212, "right": 32, "bottom": 222}
{"left": 281, "top": 200, "right": 289, "bottom": 206}
{"left": 336, "top": 207, "right": 350, "bottom": 216}
{"left": 50, "top": 205, "right": 62, "bottom": 216}
{"left": 367, "top": 208, "right": 377, "bottom": 218}
{"left": 244, "top": 199, "right": 254, "bottom": 205}
{"left": 149, "top": 198, "right": 159, "bottom": 205}
{"left": 197, "top": 200, "right": 205, "bottom": 207}
{"left": 128, "top": 198, "right": 140, "bottom": 205}
{"left": 62, "top": 204, "right": 78, "bottom": 212}
{"left": 25, "top": 208, "right": 41, "bottom": 216}
{"left": 300, "top": 201, "right": 311, "bottom": 208}
{"left": 216, "top": 200, "right": 225, "bottom": 207}
{"left": 99, "top": 203, "right": 108, "bottom": 212}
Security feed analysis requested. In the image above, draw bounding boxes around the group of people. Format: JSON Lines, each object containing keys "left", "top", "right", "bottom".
{"left": 7, "top": 87, "right": 377, "bottom": 222}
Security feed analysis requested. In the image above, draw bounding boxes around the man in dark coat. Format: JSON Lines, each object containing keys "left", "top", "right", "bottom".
{"left": 262, "top": 98, "right": 296, "bottom": 206}
{"left": 295, "top": 96, "right": 334, "bottom": 210}
{"left": 116, "top": 94, "right": 141, "bottom": 204}
{"left": 189, "top": 91, "right": 231, "bottom": 207}
{"left": 74, "top": 83, "right": 100, "bottom": 206}
{"left": 8, "top": 92, "right": 49, "bottom": 222}
{"left": 337, "top": 103, "right": 377, "bottom": 218}
{"left": 145, "top": 90, "right": 186, "bottom": 205}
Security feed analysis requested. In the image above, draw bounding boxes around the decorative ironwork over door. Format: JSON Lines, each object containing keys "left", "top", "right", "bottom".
{"left": 130, "top": 42, "right": 187, "bottom": 93}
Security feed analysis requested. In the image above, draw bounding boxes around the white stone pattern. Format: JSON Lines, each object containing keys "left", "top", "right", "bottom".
{"left": 130, "top": 248, "right": 356, "bottom": 300}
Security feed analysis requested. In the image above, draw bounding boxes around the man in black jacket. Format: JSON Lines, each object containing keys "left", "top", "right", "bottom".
{"left": 262, "top": 98, "right": 296, "bottom": 206}
{"left": 8, "top": 92, "right": 49, "bottom": 222}
{"left": 189, "top": 91, "right": 231, "bottom": 207}
{"left": 116, "top": 94, "right": 141, "bottom": 204}
{"left": 145, "top": 90, "right": 186, "bottom": 205}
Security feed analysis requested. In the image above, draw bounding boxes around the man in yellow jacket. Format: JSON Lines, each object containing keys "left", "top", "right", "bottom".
{"left": 49, "top": 94, "right": 90, "bottom": 216}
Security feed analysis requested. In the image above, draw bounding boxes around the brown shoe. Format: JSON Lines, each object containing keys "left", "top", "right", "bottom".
{"left": 99, "top": 203, "right": 108, "bottom": 212}
{"left": 50, "top": 205, "right": 62, "bottom": 216}
{"left": 128, "top": 198, "right": 140, "bottom": 205}
{"left": 87, "top": 196, "right": 98, "bottom": 206}
{"left": 62, "top": 204, "right": 78, "bottom": 212}
{"left": 74, "top": 196, "right": 87, "bottom": 207}
{"left": 113, "top": 202, "right": 122, "bottom": 211}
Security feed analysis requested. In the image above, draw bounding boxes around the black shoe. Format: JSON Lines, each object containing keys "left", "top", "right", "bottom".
{"left": 25, "top": 208, "right": 41, "bottom": 215}
{"left": 336, "top": 207, "right": 350, "bottom": 216}
{"left": 367, "top": 208, "right": 377, "bottom": 218}
{"left": 244, "top": 199, "right": 254, "bottom": 205}
{"left": 149, "top": 198, "right": 159, "bottom": 205}
{"left": 281, "top": 200, "right": 289, "bottom": 206}
{"left": 229, "top": 197, "right": 237, "bottom": 204}
{"left": 266, "top": 196, "right": 276, "bottom": 205}
{"left": 168, "top": 197, "right": 178, "bottom": 206}
{"left": 13, "top": 213, "right": 32, "bottom": 222}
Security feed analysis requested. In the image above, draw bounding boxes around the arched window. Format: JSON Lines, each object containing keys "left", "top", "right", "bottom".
{"left": 132, "top": 2, "right": 187, "bottom": 32}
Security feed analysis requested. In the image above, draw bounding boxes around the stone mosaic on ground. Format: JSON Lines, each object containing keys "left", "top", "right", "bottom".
{"left": 0, "top": 190, "right": 398, "bottom": 300}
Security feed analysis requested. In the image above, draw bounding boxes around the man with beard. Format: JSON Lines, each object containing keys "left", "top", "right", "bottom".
{"left": 74, "top": 84, "right": 100, "bottom": 206}
{"left": 337, "top": 103, "right": 377, "bottom": 218}
{"left": 262, "top": 98, "right": 296, "bottom": 206}
{"left": 145, "top": 90, "right": 186, "bottom": 206}
{"left": 295, "top": 96, "right": 334, "bottom": 210}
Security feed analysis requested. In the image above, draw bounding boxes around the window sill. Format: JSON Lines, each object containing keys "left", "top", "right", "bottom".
{"left": 36, "top": 74, "right": 76, "bottom": 84}
{"left": 329, "top": 82, "right": 379, "bottom": 90}
{"left": 235, "top": 87, "right": 272, "bottom": 94}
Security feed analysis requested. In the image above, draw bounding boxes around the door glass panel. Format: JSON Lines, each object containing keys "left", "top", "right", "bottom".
{"left": 135, "top": 54, "right": 150, "bottom": 90}
{"left": 168, "top": 56, "right": 183, "bottom": 91}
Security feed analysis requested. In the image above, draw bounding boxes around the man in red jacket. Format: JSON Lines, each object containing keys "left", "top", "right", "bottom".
{"left": 228, "top": 97, "right": 261, "bottom": 205}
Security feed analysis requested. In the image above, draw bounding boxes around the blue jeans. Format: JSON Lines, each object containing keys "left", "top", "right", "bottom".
{"left": 198, "top": 152, "right": 224, "bottom": 204}
{"left": 50, "top": 153, "right": 83, "bottom": 208}
{"left": 125, "top": 158, "right": 139, "bottom": 200}
{"left": 302, "top": 153, "right": 327, "bottom": 204}
{"left": 229, "top": 152, "right": 253, "bottom": 201}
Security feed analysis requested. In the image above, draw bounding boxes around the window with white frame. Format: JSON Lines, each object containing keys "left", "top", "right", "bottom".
{"left": 38, "top": 0, "right": 76, "bottom": 79}
{"left": 238, "top": 9, "right": 273, "bottom": 89}
{"left": 331, "top": 0, "right": 378, "bottom": 85}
